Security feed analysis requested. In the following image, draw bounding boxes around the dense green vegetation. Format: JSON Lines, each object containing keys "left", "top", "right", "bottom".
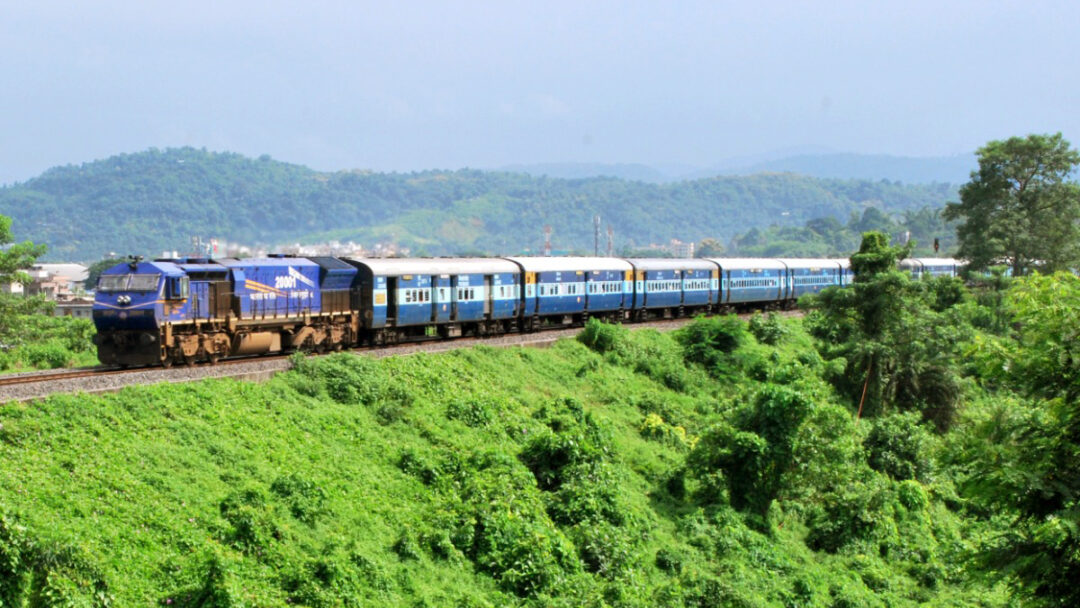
{"left": 728, "top": 206, "right": 955, "bottom": 257}
{"left": 0, "top": 148, "right": 956, "bottom": 261}
{"left": 6, "top": 255, "right": 1078, "bottom": 605}
{"left": 0, "top": 315, "right": 98, "bottom": 373}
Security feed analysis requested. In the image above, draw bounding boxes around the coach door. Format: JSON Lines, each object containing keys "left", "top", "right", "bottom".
{"left": 385, "top": 277, "right": 398, "bottom": 323}
{"left": 433, "top": 275, "right": 451, "bottom": 323}
{"left": 483, "top": 276, "right": 493, "bottom": 317}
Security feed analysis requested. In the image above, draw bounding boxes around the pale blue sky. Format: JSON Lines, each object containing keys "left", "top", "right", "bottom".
{"left": 2, "top": 0, "right": 1077, "bottom": 183}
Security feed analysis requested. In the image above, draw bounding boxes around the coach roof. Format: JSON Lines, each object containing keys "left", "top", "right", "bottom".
{"left": 706, "top": 258, "right": 788, "bottom": 271}
{"left": 503, "top": 256, "right": 633, "bottom": 273}
{"left": 776, "top": 258, "right": 844, "bottom": 270}
{"left": 346, "top": 257, "right": 520, "bottom": 276}
{"left": 625, "top": 258, "right": 718, "bottom": 272}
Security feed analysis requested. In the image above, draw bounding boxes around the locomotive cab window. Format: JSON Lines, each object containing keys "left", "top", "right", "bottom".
{"left": 166, "top": 276, "right": 190, "bottom": 299}
{"left": 97, "top": 274, "right": 129, "bottom": 292}
{"left": 128, "top": 274, "right": 161, "bottom": 292}
{"left": 98, "top": 273, "right": 161, "bottom": 292}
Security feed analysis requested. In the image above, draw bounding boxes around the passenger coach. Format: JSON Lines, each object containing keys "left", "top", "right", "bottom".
{"left": 504, "top": 257, "right": 633, "bottom": 328}
{"left": 625, "top": 258, "right": 718, "bottom": 320}
{"left": 345, "top": 258, "right": 522, "bottom": 343}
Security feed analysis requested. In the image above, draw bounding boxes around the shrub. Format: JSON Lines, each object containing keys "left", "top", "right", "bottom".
{"left": 270, "top": 473, "right": 328, "bottom": 525}
{"left": 469, "top": 510, "right": 578, "bottom": 596}
{"left": 748, "top": 312, "right": 788, "bottom": 345}
{"left": 294, "top": 353, "right": 387, "bottom": 406}
{"left": 399, "top": 448, "right": 444, "bottom": 486}
{"left": 677, "top": 315, "right": 748, "bottom": 378}
{"left": 639, "top": 413, "right": 690, "bottom": 449}
{"left": 0, "top": 511, "right": 112, "bottom": 607}
{"left": 654, "top": 548, "right": 683, "bottom": 574}
{"left": 864, "top": 412, "right": 932, "bottom": 482}
{"left": 689, "top": 385, "right": 817, "bottom": 513}
{"left": 19, "top": 340, "right": 74, "bottom": 369}
{"left": 446, "top": 395, "right": 503, "bottom": 427}
{"left": 806, "top": 477, "right": 891, "bottom": 553}
{"left": 219, "top": 488, "right": 281, "bottom": 556}
{"left": 392, "top": 530, "right": 422, "bottom": 560}
{"left": 578, "top": 318, "right": 627, "bottom": 354}
{"left": 896, "top": 480, "right": 929, "bottom": 511}
{"left": 569, "top": 521, "right": 632, "bottom": 579}
{"left": 545, "top": 461, "right": 624, "bottom": 526}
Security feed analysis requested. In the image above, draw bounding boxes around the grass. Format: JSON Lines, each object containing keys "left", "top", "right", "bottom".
{"left": 0, "top": 316, "right": 1011, "bottom": 606}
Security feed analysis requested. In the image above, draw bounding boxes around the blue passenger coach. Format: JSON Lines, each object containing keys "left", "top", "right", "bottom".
{"left": 900, "top": 258, "right": 960, "bottom": 279}
{"left": 505, "top": 257, "right": 632, "bottom": 328}
{"left": 626, "top": 258, "right": 718, "bottom": 320}
{"left": 346, "top": 258, "right": 522, "bottom": 342}
{"left": 779, "top": 258, "right": 843, "bottom": 301}
{"left": 709, "top": 258, "right": 788, "bottom": 308}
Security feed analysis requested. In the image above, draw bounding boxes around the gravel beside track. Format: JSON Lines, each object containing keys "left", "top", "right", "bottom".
{"left": 0, "top": 312, "right": 797, "bottom": 403}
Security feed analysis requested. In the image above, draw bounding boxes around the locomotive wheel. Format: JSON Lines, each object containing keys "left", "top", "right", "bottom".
{"left": 208, "top": 353, "right": 220, "bottom": 365}
{"left": 161, "top": 356, "right": 174, "bottom": 369}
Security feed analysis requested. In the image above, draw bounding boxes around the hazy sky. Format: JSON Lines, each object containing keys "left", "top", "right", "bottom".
{"left": 2, "top": 0, "right": 1077, "bottom": 184}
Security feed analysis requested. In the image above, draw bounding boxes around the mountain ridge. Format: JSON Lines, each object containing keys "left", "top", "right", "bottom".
{"left": 0, "top": 147, "right": 958, "bottom": 261}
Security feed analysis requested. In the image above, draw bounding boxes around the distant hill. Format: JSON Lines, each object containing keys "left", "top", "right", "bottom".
{"left": 497, "top": 162, "right": 671, "bottom": 183}
{"left": 0, "top": 147, "right": 958, "bottom": 261}
{"left": 501, "top": 153, "right": 975, "bottom": 185}
{"left": 693, "top": 153, "right": 975, "bottom": 184}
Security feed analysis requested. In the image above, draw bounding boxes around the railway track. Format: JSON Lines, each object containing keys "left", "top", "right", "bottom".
{"left": 0, "top": 310, "right": 801, "bottom": 403}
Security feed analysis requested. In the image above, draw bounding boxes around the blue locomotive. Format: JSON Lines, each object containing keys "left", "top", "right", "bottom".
{"left": 92, "top": 255, "right": 959, "bottom": 366}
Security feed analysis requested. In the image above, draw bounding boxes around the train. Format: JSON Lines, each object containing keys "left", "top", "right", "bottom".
{"left": 91, "top": 255, "right": 961, "bottom": 367}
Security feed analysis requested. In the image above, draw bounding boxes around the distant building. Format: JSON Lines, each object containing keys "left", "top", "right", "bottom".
{"left": 54, "top": 297, "right": 94, "bottom": 319}
{"left": 25, "top": 264, "right": 90, "bottom": 300}
{"left": 668, "top": 239, "right": 695, "bottom": 258}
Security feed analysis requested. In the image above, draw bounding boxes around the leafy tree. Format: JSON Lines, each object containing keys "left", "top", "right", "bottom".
{"left": 0, "top": 214, "right": 48, "bottom": 341}
{"left": 805, "top": 232, "right": 964, "bottom": 428}
{"left": 687, "top": 384, "right": 815, "bottom": 514}
{"left": 964, "top": 273, "right": 1080, "bottom": 605}
{"left": 696, "top": 237, "right": 725, "bottom": 257}
{"left": 944, "top": 133, "right": 1080, "bottom": 275}
{"left": 848, "top": 207, "right": 898, "bottom": 235}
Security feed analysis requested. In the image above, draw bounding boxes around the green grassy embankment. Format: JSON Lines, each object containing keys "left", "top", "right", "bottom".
{"left": 0, "top": 316, "right": 1008, "bottom": 606}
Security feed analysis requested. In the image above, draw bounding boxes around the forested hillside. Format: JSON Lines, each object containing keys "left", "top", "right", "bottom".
{"left": 0, "top": 148, "right": 956, "bottom": 261}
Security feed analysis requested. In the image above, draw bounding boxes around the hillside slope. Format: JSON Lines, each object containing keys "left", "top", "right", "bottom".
{"left": 0, "top": 319, "right": 1008, "bottom": 606}
{"left": 0, "top": 148, "right": 956, "bottom": 261}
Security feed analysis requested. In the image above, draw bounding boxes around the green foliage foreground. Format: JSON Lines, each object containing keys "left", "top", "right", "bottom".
{"left": 1, "top": 316, "right": 1017, "bottom": 607}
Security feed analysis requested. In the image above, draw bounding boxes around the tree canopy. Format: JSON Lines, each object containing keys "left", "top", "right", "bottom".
{"left": 804, "top": 231, "right": 965, "bottom": 429}
{"left": 944, "top": 133, "right": 1080, "bottom": 275}
{"left": 0, "top": 214, "right": 48, "bottom": 341}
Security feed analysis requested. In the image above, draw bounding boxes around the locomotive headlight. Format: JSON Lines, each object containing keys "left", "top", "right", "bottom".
{"left": 117, "top": 295, "right": 132, "bottom": 305}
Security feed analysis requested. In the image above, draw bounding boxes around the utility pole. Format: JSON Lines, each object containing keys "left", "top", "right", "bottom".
{"left": 606, "top": 225, "right": 614, "bottom": 257}
{"left": 594, "top": 214, "right": 601, "bottom": 256}
{"left": 543, "top": 225, "right": 552, "bottom": 257}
